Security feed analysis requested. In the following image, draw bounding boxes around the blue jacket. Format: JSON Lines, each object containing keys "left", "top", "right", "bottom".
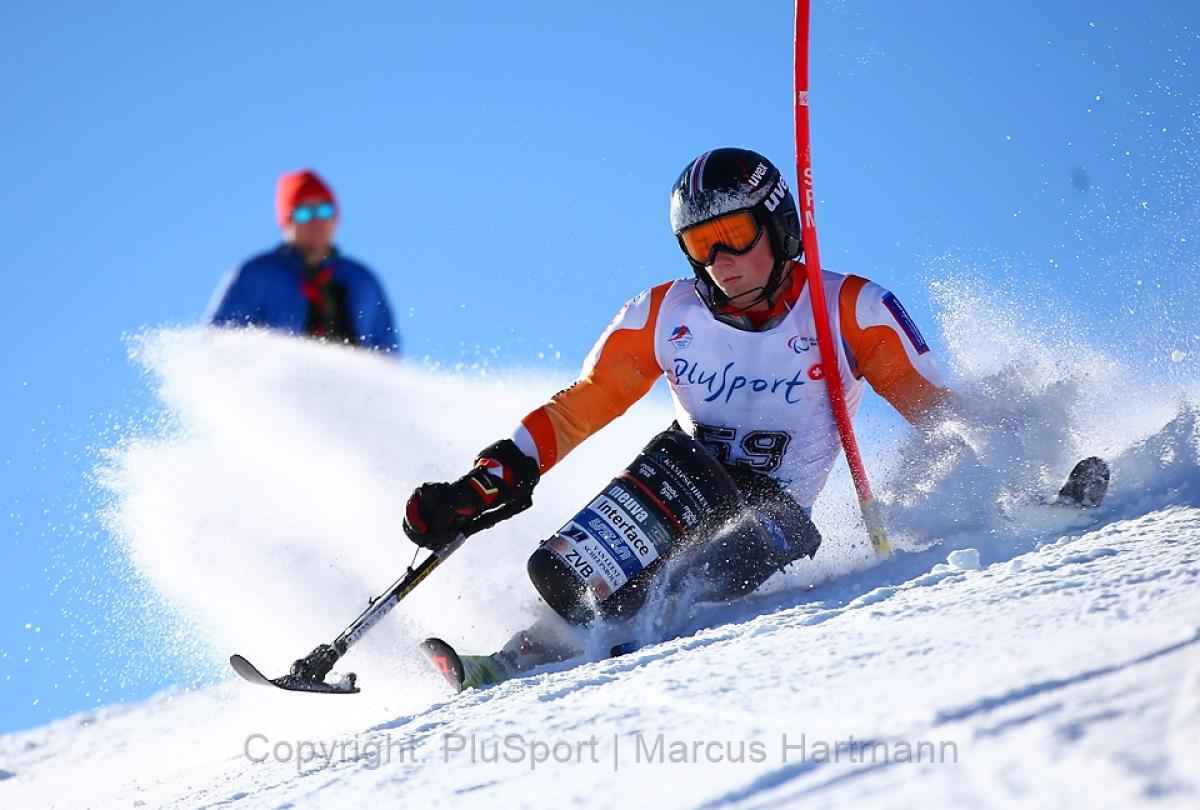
{"left": 208, "top": 245, "right": 400, "bottom": 353}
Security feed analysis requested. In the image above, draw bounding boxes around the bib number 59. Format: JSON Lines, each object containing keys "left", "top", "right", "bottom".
{"left": 694, "top": 424, "right": 791, "bottom": 473}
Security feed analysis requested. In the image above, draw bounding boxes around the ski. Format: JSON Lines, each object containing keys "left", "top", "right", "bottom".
{"left": 228, "top": 653, "right": 359, "bottom": 694}
{"left": 420, "top": 633, "right": 642, "bottom": 694}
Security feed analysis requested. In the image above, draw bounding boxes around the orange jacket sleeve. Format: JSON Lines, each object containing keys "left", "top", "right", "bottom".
{"left": 514, "top": 284, "right": 671, "bottom": 474}
{"left": 839, "top": 275, "right": 951, "bottom": 424}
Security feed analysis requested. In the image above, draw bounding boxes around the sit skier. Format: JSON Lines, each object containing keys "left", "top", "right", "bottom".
{"left": 403, "top": 147, "right": 1108, "bottom": 690}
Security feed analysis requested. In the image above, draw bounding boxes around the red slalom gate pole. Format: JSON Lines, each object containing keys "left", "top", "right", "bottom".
{"left": 794, "top": 0, "right": 890, "bottom": 556}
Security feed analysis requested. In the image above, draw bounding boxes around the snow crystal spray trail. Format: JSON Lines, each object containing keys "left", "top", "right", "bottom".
{"left": 98, "top": 328, "right": 674, "bottom": 711}
{"left": 863, "top": 265, "right": 1200, "bottom": 561}
{"left": 98, "top": 291, "right": 1199, "bottom": 705}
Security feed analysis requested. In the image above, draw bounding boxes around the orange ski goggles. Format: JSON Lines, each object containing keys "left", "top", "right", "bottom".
{"left": 678, "top": 210, "right": 763, "bottom": 266}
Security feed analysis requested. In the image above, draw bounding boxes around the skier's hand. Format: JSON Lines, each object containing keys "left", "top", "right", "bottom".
{"left": 403, "top": 439, "right": 540, "bottom": 550}
{"left": 403, "top": 479, "right": 486, "bottom": 550}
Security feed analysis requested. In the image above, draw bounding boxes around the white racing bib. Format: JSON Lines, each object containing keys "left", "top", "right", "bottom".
{"left": 652, "top": 272, "right": 863, "bottom": 507}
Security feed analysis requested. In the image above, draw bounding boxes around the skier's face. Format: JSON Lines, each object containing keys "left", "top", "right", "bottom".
{"left": 284, "top": 195, "right": 339, "bottom": 258}
{"left": 706, "top": 233, "right": 776, "bottom": 309}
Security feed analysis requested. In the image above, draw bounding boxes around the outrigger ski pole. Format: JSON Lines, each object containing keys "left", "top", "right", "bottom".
{"left": 229, "top": 503, "right": 521, "bottom": 694}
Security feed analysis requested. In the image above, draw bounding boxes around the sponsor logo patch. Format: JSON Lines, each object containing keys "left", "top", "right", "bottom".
{"left": 593, "top": 494, "right": 657, "bottom": 564}
{"left": 668, "top": 325, "right": 693, "bottom": 348}
{"left": 669, "top": 358, "right": 807, "bottom": 405}
{"left": 556, "top": 525, "right": 626, "bottom": 593}
{"left": 566, "top": 508, "right": 647, "bottom": 582}
{"left": 881, "top": 293, "right": 930, "bottom": 355}
{"left": 787, "top": 335, "right": 818, "bottom": 354}
{"left": 764, "top": 177, "right": 789, "bottom": 212}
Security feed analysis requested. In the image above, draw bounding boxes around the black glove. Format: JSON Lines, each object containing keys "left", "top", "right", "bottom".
{"left": 403, "top": 439, "right": 540, "bottom": 550}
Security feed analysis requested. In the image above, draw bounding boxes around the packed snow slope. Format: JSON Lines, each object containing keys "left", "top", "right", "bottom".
{"left": 2, "top": 303, "right": 1199, "bottom": 808}
{"left": 3, "top": 505, "right": 1198, "bottom": 808}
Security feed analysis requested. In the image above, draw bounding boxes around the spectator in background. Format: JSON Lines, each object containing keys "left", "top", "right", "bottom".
{"left": 208, "top": 169, "right": 400, "bottom": 353}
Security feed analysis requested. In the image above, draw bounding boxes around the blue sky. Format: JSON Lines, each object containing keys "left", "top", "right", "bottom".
{"left": 2, "top": 1, "right": 1197, "bottom": 733}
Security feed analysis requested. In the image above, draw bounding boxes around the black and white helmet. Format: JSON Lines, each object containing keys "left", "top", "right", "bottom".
{"left": 670, "top": 148, "right": 803, "bottom": 307}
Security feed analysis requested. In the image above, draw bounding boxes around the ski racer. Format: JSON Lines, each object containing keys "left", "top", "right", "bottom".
{"left": 208, "top": 169, "right": 400, "bottom": 353}
{"left": 400, "top": 147, "right": 970, "bottom": 685}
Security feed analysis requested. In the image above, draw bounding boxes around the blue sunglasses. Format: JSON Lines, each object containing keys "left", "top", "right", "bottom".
{"left": 290, "top": 202, "right": 336, "bottom": 224}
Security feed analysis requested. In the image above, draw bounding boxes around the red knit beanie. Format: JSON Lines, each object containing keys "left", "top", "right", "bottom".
{"left": 276, "top": 169, "right": 337, "bottom": 227}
